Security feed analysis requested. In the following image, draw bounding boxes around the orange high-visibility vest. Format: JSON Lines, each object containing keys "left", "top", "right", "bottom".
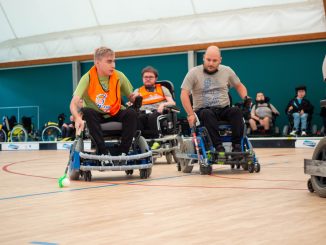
{"left": 139, "top": 84, "right": 166, "bottom": 105}
{"left": 87, "top": 66, "right": 121, "bottom": 116}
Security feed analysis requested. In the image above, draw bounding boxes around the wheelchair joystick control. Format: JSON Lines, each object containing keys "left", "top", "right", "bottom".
{"left": 133, "top": 96, "right": 143, "bottom": 112}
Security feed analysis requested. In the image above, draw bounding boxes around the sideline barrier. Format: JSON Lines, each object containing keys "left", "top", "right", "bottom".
{"left": 0, "top": 137, "right": 321, "bottom": 151}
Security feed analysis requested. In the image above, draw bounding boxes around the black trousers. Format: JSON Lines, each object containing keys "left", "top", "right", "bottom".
{"left": 137, "top": 111, "right": 161, "bottom": 138}
{"left": 196, "top": 106, "right": 244, "bottom": 147}
{"left": 81, "top": 107, "right": 137, "bottom": 155}
{"left": 61, "top": 125, "right": 75, "bottom": 138}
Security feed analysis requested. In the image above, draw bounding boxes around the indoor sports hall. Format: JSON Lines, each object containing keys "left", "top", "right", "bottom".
{"left": 1, "top": 1, "right": 326, "bottom": 244}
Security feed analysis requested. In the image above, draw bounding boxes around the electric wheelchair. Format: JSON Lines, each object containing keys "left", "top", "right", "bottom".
{"left": 67, "top": 108, "right": 153, "bottom": 182}
{"left": 176, "top": 109, "right": 260, "bottom": 175}
{"left": 282, "top": 110, "right": 317, "bottom": 136}
{"left": 138, "top": 80, "right": 181, "bottom": 164}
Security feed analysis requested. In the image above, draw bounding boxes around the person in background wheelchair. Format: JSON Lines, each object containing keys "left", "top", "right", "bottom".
{"left": 249, "top": 92, "right": 279, "bottom": 135}
{"left": 133, "top": 66, "right": 176, "bottom": 150}
{"left": 70, "top": 46, "right": 138, "bottom": 156}
{"left": 61, "top": 115, "right": 76, "bottom": 139}
{"left": 180, "top": 45, "right": 249, "bottom": 153}
{"left": 285, "top": 85, "right": 313, "bottom": 136}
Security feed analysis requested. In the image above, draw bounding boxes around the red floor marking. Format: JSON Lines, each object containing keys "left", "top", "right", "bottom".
{"left": 210, "top": 174, "right": 305, "bottom": 182}
{"left": 2, "top": 159, "right": 57, "bottom": 180}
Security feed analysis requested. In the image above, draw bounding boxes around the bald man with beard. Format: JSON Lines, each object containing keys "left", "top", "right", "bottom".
{"left": 180, "top": 45, "right": 249, "bottom": 152}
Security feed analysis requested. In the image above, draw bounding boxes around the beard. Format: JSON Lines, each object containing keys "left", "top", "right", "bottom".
{"left": 203, "top": 66, "right": 218, "bottom": 75}
{"left": 145, "top": 85, "right": 155, "bottom": 92}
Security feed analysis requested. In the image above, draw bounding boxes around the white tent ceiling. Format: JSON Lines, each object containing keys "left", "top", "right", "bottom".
{"left": 0, "top": 0, "right": 325, "bottom": 63}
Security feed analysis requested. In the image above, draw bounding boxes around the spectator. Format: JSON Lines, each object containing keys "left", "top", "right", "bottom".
{"left": 285, "top": 85, "right": 313, "bottom": 136}
{"left": 249, "top": 92, "right": 279, "bottom": 134}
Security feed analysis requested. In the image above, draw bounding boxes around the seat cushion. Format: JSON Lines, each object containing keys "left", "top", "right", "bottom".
{"left": 100, "top": 121, "right": 122, "bottom": 131}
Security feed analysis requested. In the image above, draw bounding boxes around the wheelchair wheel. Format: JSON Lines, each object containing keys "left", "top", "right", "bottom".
{"left": 179, "top": 139, "right": 194, "bottom": 173}
{"left": 248, "top": 163, "right": 255, "bottom": 173}
{"left": 307, "top": 178, "right": 314, "bottom": 193}
{"left": 172, "top": 150, "right": 178, "bottom": 163}
{"left": 282, "top": 125, "right": 289, "bottom": 136}
{"left": 137, "top": 136, "right": 152, "bottom": 179}
{"left": 139, "top": 168, "right": 152, "bottom": 179}
{"left": 310, "top": 137, "right": 326, "bottom": 198}
{"left": 42, "top": 125, "right": 62, "bottom": 141}
{"left": 200, "top": 164, "right": 212, "bottom": 175}
{"left": 10, "top": 125, "right": 28, "bottom": 142}
{"left": 165, "top": 152, "right": 173, "bottom": 164}
{"left": 125, "top": 170, "right": 134, "bottom": 175}
{"left": 311, "top": 124, "right": 318, "bottom": 135}
{"left": 0, "top": 129, "right": 7, "bottom": 142}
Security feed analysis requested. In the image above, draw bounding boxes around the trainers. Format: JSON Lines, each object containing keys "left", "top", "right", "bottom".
{"left": 151, "top": 142, "right": 161, "bottom": 150}
{"left": 289, "top": 130, "right": 297, "bottom": 136}
{"left": 215, "top": 144, "right": 225, "bottom": 152}
{"left": 232, "top": 144, "right": 242, "bottom": 153}
{"left": 301, "top": 130, "right": 307, "bottom": 136}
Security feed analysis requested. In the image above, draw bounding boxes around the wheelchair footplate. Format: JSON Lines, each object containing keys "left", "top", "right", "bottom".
{"left": 79, "top": 152, "right": 153, "bottom": 171}
{"left": 146, "top": 134, "right": 180, "bottom": 164}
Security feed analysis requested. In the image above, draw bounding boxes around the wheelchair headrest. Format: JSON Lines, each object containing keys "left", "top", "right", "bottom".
{"left": 156, "top": 80, "right": 175, "bottom": 99}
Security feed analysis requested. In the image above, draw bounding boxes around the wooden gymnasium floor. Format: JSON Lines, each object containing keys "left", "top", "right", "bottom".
{"left": 0, "top": 148, "right": 325, "bottom": 245}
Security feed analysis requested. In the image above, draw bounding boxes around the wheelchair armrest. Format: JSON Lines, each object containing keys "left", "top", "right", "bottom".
{"left": 163, "top": 105, "right": 180, "bottom": 113}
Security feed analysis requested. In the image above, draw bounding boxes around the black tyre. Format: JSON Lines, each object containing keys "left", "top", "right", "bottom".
{"left": 311, "top": 137, "right": 326, "bottom": 198}
{"left": 125, "top": 170, "right": 134, "bottom": 175}
{"left": 200, "top": 165, "right": 212, "bottom": 175}
{"left": 172, "top": 150, "right": 178, "bottom": 163}
{"left": 307, "top": 178, "right": 314, "bottom": 193}
{"left": 0, "top": 129, "right": 7, "bottom": 142}
{"left": 282, "top": 125, "right": 289, "bottom": 136}
{"left": 248, "top": 163, "right": 255, "bottom": 173}
{"left": 231, "top": 164, "right": 235, "bottom": 169}
{"left": 140, "top": 168, "right": 151, "bottom": 179}
{"left": 84, "top": 171, "right": 92, "bottom": 181}
{"left": 254, "top": 163, "right": 261, "bottom": 173}
{"left": 165, "top": 152, "right": 173, "bottom": 164}
{"left": 177, "top": 162, "right": 181, "bottom": 171}
{"left": 10, "top": 125, "right": 28, "bottom": 142}
{"left": 42, "top": 125, "right": 62, "bottom": 141}
{"left": 178, "top": 139, "right": 194, "bottom": 173}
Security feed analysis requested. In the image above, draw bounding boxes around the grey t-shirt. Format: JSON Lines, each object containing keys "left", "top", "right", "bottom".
{"left": 181, "top": 64, "right": 241, "bottom": 110}
{"left": 134, "top": 86, "right": 172, "bottom": 111}
{"left": 251, "top": 103, "right": 279, "bottom": 120}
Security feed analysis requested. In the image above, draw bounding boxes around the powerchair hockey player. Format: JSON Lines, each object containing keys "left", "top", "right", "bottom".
{"left": 136, "top": 80, "right": 180, "bottom": 164}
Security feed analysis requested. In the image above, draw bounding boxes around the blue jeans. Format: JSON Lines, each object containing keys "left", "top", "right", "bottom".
{"left": 292, "top": 112, "right": 308, "bottom": 131}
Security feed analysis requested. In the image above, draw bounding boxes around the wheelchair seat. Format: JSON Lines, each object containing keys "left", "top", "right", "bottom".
{"left": 99, "top": 121, "right": 123, "bottom": 138}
